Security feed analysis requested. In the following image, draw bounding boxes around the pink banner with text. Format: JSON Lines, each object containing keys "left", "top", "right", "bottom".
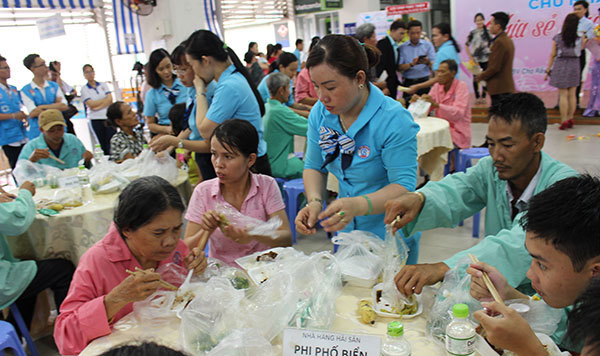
{"left": 455, "top": 0, "right": 600, "bottom": 92}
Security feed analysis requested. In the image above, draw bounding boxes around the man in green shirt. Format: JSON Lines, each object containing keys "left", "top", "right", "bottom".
{"left": 263, "top": 72, "right": 308, "bottom": 179}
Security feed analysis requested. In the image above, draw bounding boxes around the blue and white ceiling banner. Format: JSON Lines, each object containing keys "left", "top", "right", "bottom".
{"left": 0, "top": 0, "right": 102, "bottom": 9}
{"left": 113, "top": 0, "right": 144, "bottom": 55}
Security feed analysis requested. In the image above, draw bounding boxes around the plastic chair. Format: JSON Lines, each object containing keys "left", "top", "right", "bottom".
{"left": 0, "top": 321, "right": 26, "bottom": 356}
{"left": 9, "top": 304, "right": 40, "bottom": 356}
{"left": 443, "top": 148, "right": 460, "bottom": 176}
{"left": 282, "top": 178, "right": 305, "bottom": 244}
{"left": 456, "top": 148, "right": 490, "bottom": 238}
{"left": 294, "top": 151, "right": 304, "bottom": 160}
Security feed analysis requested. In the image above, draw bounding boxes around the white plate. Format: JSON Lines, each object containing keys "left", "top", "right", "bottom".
{"left": 371, "top": 283, "right": 423, "bottom": 319}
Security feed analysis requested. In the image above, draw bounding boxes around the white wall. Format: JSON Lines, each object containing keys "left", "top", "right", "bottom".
{"left": 138, "top": 0, "right": 209, "bottom": 54}
{"left": 223, "top": 19, "right": 298, "bottom": 60}
{"left": 337, "top": 0, "right": 379, "bottom": 33}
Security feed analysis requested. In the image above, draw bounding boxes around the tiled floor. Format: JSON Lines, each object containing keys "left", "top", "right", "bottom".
{"left": 33, "top": 121, "right": 600, "bottom": 355}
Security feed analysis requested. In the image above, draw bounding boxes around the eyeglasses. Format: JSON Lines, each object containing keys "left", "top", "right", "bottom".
{"left": 32, "top": 62, "right": 47, "bottom": 69}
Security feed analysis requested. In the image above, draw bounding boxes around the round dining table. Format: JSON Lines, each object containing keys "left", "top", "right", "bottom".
{"left": 6, "top": 169, "right": 192, "bottom": 265}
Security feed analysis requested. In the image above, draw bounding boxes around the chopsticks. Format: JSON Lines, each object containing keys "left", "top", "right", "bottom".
{"left": 468, "top": 253, "right": 505, "bottom": 305}
{"left": 48, "top": 154, "right": 65, "bottom": 164}
{"left": 126, "top": 267, "right": 178, "bottom": 291}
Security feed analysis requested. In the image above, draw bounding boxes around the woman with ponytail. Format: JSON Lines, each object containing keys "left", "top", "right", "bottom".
{"left": 258, "top": 51, "right": 311, "bottom": 117}
{"left": 405, "top": 23, "right": 462, "bottom": 95}
{"left": 184, "top": 29, "right": 272, "bottom": 176}
{"left": 295, "top": 34, "right": 422, "bottom": 264}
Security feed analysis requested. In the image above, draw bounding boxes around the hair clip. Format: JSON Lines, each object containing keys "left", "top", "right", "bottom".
{"left": 222, "top": 43, "right": 228, "bottom": 50}
{"left": 358, "top": 41, "right": 365, "bottom": 46}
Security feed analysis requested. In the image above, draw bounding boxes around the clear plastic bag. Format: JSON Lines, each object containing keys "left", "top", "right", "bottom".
{"left": 215, "top": 202, "right": 282, "bottom": 239}
{"left": 408, "top": 99, "right": 432, "bottom": 119}
{"left": 13, "top": 160, "right": 62, "bottom": 185}
{"left": 380, "top": 227, "right": 413, "bottom": 313}
{"left": 179, "top": 277, "right": 246, "bottom": 354}
{"left": 504, "top": 298, "right": 563, "bottom": 336}
{"left": 332, "top": 230, "right": 385, "bottom": 287}
{"left": 426, "top": 257, "right": 482, "bottom": 345}
{"left": 88, "top": 161, "right": 129, "bottom": 194}
{"left": 138, "top": 150, "right": 179, "bottom": 184}
{"left": 205, "top": 328, "right": 274, "bottom": 356}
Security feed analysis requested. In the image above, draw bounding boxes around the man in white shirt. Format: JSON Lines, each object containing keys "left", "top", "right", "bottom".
{"left": 20, "top": 54, "right": 68, "bottom": 140}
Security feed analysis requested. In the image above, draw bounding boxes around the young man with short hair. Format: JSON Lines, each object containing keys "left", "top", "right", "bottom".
{"left": 398, "top": 20, "right": 436, "bottom": 101}
{"left": 20, "top": 54, "right": 68, "bottom": 139}
{"left": 468, "top": 175, "right": 600, "bottom": 354}
{"left": 376, "top": 19, "right": 407, "bottom": 99}
{"left": 385, "top": 92, "right": 576, "bottom": 296}
{"left": 293, "top": 38, "right": 304, "bottom": 73}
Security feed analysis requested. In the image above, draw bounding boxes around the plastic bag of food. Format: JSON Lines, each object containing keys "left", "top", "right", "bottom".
{"left": 89, "top": 161, "right": 129, "bottom": 194}
{"left": 205, "top": 328, "right": 274, "bottom": 356}
{"left": 132, "top": 290, "right": 176, "bottom": 331}
{"left": 426, "top": 257, "right": 482, "bottom": 344}
{"left": 503, "top": 298, "right": 563, "bottom": 336}
{"left": 179, "top": 277, "right": 246, "bottom": 354}
{"left": 377, "top": 227, "right": 415, "bottom": 315}
{"left": 407, "top": 98, "right": 432, "bottom": 119}
{"left": 215, "top": 202, "right": 282, "bottom": 239}
{"left": 138, "top": 150, "right": 179, "bottom": 184}
{"left": 332, "top": 230, "right": 385, "bottom": 288}
{"left": 287, "top": 251, "right": 342, "bottom": 330}
{"left": 13, "top": 160, "right": 61, "bottom": 186}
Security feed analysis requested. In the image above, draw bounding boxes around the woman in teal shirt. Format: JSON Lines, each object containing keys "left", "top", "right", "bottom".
{"left": 143, "top": 49, "right": 188, "bottom": 136}
{"left": 184, "top": 29, "right": 272, "bottom": 175}
{"left": 295, "top": 35, "right": 421, "bottom": 263}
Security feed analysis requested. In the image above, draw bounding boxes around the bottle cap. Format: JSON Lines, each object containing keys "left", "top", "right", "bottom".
{"left": 387, "top": 321, "right": 404, "bottom": 337}
{"left": 143, "top": 144, "right": 149, "bottom": 149}
{"left": 78, "top": 165, "right": 85, "bottom": 170}
{"left": 95, "top": 143, "right": 101, "bottom": 148}
{"left": 453, "top": 303, "right": 469, "bottom": 318}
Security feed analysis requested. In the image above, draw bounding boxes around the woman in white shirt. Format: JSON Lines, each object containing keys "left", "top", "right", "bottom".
{"left": 81, "top": 64, "right": 115, "bottom": 155}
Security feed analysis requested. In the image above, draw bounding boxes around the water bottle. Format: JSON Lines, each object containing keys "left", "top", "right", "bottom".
{"left": 445, "top": 304, "right": 476, "bottom": 356}
{"left": 381, "top": 321, "right": 412, "bottom": 356}
{"left": 93, "top": 144, "right": 105, "bottom": 165}
{"left": 77, "top": 165, "right": 93, "bottom": 204}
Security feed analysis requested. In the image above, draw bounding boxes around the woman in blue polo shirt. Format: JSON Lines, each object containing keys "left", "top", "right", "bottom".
{"left": 184, "top": 29, "right": 272, "bottom": 175}
{"left": 258, "top": 52, "right": 311, "bottom": 117}
{"left": 143, "top": 49, "right": 188, "bottom": 136}
{"left": 0, "top": 55, "right": 28, "bottom": 169}
{"left": 295, "top": 35, "right": 422, "bottom": 264}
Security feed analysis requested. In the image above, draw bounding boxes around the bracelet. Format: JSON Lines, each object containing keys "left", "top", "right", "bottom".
{"left": 306, "top": 197, "right": 323, "bottom": 208}
{"left": 361, "top": 195, "right": 373, "bottom": 216}
{"left": 414, "top": 191, "right": 425, "bottom": 204}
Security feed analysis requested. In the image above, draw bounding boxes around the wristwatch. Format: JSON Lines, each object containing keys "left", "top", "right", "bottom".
{"left": 178, "top": 139, "right": 184, "bottom": 149}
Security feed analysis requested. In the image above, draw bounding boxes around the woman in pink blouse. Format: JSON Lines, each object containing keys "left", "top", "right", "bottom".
{"left": 294, "top": 37, "right": 320, "bottom": 106}
{"left": 185, "top": 119, "right": 292, "bottom": 266}
{"left": 410, "top": 59, "right": 472, "bottom": 149}
{"left": 53, "top": 176, "right": 207, "bottom": 355}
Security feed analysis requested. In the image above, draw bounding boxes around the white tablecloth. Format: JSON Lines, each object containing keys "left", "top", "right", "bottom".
{"left": 414, "top": 117, "right": 454, "bottom": 181}
{"left": 7, "top": 170, "right": 191, "bottom": 265}
{"left": 80, "top": 285, "right": 446, "bottom": 356}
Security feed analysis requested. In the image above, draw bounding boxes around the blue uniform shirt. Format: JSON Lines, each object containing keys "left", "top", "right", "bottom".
{"left": 20, "top": 81, "right": 60, "bottom": 139}
{"left": 18, "top": 133, "right": 86, "bottom": 169}
{"left": 0, "top": 84, "right": 27, "bottom": 146}
{"left": 433, "top": 41, "right": 461, "bottom": 77}
{"left": 258, "top": 70, "right": 294, "bottom": 107}
{"left": 143, "top": 78, "right": 188, "bottom": 125}
{"left": 293, "top": 48, "right": 302, "bottom": 72}
{"left": 205, "top": 64, "right": 267, "bottom": 157}
{"left": 185, "top": 81, "right": 216, "bottom": 141}
{"left": 399, "top": 39, "right": 436, "bottom": 79}
{"left": 304, "top": 83, "right": 420, "bottom": 239}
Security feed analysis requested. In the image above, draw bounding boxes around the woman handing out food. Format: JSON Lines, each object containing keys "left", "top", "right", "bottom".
{"left": 295, "top": 35, "right": 421, "bottom": 263}
{"left": 54, "top": 176, "right": 207, "bottom": 355}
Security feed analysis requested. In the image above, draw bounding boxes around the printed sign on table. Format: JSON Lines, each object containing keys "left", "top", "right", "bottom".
{"left": 282, "top": 328, "right": 381, "bottom": 356}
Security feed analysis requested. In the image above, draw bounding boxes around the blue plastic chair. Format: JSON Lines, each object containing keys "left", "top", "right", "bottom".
{"left": 0, "top": 321, "right": 26, "bottom": 356}
{"left": 443, "top": 148, "right": 460, "bottom": 176}
{"left": 457, "top": 148, "right": 490, "bottom": 238}
{"left": 9, "top": 304, "right": 39, "bottom": 356}
{"left": 282, "top": 178, "right": 305, "bottom": 244}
